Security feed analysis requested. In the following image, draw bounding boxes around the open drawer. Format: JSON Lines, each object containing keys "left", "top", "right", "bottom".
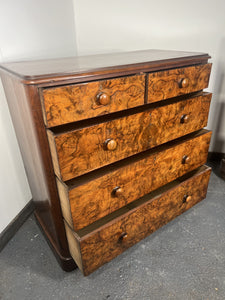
{"left": 64, "top": 165, "right": 211, "bottom": 275}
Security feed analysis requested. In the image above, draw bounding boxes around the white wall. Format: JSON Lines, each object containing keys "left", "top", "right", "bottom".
{"left": 0, "top": 0, "right": 77, "bottom": 233}
{"left": 73, "top": 0, "right": 225, "bottom": 152}
{"left": 0, "top": 79, "right": 31, "bottom": 234}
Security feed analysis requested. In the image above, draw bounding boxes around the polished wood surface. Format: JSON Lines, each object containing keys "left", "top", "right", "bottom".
{"left": 182, "top": 155, "right": 190, "bottom": 164}
{"left": 97, "top": 92, "right": 111, "bottom": 105}
{"left": 57, "top": 130, "right": 211, "bottom": 231}
{"left": 113, "top": 186, "right": 123, "bottom": 197}
{"left": 41, "top": 74, "right": 145, "bottom": 127}
{"left": 180, "top": 78, "right": 189, "bottom": 88}
{"left": 180, "top": 114, "right": 189, "bottom": 123}
{"left": 0, "top": 49, "right": 212, "bottom": 275}
{"left": 0, "top": 49, "right": 210, "bottom": 85}
{"left": 49, "top": 93, "right": 211, "bottom": 181}
{"left": 147, "top": 64, "right": 211, "bottom": 102}
{"left": 65, "top": 165, "right": 211, "bottom": 275}
{"left": 104, "top": 139, "right": 118, "bottom": 151}
{"left": 183, "top": 195, "right": 192, "bottom": 203}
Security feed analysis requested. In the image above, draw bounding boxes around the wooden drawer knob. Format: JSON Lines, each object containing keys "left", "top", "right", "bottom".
{"left": 112, "top": 186, "right": 123, "bottom": 197}
{"left": 118, "top": 232, "right": 128, "bottom": 242}
{"left": 182, "top": 155, "right": 190, "bottom": 164}
{"left": 183, "top": 195, "right": 192, "bottom": 203}
{"left": 105, "top": 139, "right": 117, "bottom": 151}
{"left": 180, "top": 114, "right": 189, "bottom": 124}
{"left": 97, "top": 92, "right": 111, "bottom": 105}
{"left": 180, "top": 78, "right": 189, "bottom": 88}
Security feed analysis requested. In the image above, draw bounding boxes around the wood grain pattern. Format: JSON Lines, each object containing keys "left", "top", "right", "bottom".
{"left": 57, "top": 130, "right": 211, "bottom": 231}
{"left": 148, "top": 63, "right": 212, "bottom": 102}
{"left": 0, "top": 49, "right": 212, "bottom": 276}
{"left": 49, "top": 93, "right": 211, "bottom": 181}
{"left": 65, "top": 165, "right": 211, "bottom": 275}
{"left": 41, "top": 74, "right": 145, "bottom": 127}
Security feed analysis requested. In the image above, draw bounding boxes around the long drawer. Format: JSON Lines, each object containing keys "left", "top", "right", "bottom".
{"left": 147, "top": 63, "right": 211, "bottom": 103}
{"left": 57, "top": 130, "right": 211, "bottom": 231}
{"left": 41, "top": 74, "right": 145, "bottom": 127}
{"left": 48, "top": 93, "right": 211, "bottom": 181}
{"left": 64, "top": 165, "right": 211, "bottom": 276}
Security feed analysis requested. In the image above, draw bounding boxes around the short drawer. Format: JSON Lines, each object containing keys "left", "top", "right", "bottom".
{"left": 65, "top": 165, "right": 211, "bottom": 275}
{"left": 57, "top": 130, "right": 211, "bottom": 231}
{"left": 147, "top": 63, "right": 211, "bottom": 103}
{"left": 41, "top": 74, "right": 145, "bottom": 127}
{"left": 48, "top": 93, "right": 211, "bottom": 181}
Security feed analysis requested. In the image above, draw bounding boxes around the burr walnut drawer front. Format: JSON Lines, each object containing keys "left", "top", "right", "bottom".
{"left": 57, "top": 130, "right": 211, "bottom": 231}
{"left": 147, "top": 63, "right": 212, "bottom": 103}
{"left": 41, "top": 74, "right": 145, "bottom": 127}
{"left": 48, "top": 93, "right": 211, "bottom": 181}
{"left": 64, "top": 165, "right": 211, "bottom": 275}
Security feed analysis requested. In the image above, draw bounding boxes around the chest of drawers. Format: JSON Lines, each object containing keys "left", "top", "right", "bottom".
{"left": 0, "top": 50, "right": 212, "bottom": 275}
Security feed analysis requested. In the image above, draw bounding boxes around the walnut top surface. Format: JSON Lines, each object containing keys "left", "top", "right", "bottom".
{"left": 0, "top": 49, "right": 210, "bottom": 84}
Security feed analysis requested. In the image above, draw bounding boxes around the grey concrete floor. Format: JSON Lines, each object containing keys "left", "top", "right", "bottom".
{"left": 1, "top": 169, "right": 225, "bottom": 300}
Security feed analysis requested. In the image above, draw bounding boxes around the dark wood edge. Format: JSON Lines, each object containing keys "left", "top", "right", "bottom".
{"left": 24, "top": 84, "right": 72, "bottom": 260}
{"left": 34, "top": 212, "right": 77, "bottom": 272}
{"left": 0, "top": 55, "right": 210, "bottom": 86}
{"left": 0, "top": 200, "right": 34, "bottom": 252}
